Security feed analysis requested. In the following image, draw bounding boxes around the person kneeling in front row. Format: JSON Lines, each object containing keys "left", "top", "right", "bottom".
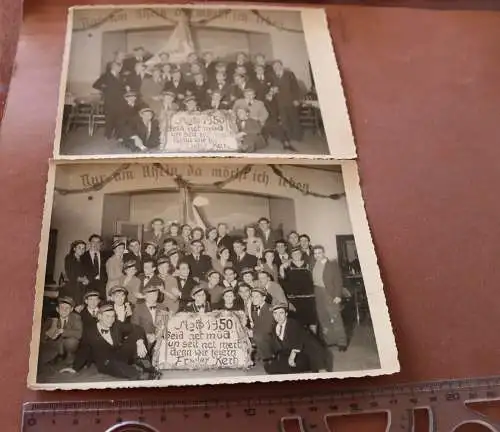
{"left": 264, "top": 303, "right": 329, "bottom": 375}
{"left": 63, "top": 302, "right": 159, "bottom": 380}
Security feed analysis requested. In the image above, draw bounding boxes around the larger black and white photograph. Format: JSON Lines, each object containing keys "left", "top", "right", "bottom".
{"left": 56, "top": 5, "right": 356, "bottom": 159}
{"left": 28, "top": 161, "right": 398, "bottom": 390}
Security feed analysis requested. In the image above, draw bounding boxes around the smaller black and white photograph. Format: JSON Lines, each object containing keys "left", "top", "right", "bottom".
{"left": 56, "top": 5, "right": 355, "bottom": 159}
{"left": 28, "top": 161, "right": 398, "bottom": 390}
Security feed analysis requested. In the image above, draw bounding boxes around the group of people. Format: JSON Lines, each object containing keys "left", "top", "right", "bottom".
{"left": 91, "top": 47, "right": 306, "bottom": 153}
{"left": 40, "top": 217, "right": 349, "bottom": 380}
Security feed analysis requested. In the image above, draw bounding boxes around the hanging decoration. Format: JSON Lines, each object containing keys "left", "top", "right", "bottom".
{"left": 72, "top": 9, "right": 125, "bottom": 32}
{"left": 250, "top": 10, "right": 303, "bottom": 33}
{"left": 54, "top": 163, "right": 344, "bottom": 201}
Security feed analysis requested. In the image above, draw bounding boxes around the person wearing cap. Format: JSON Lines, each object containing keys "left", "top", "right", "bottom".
{"left": 163, "top": 68, "right": 190, "bottom": 102}
{"left": 216, "top": 286, "right": 243, "bottom": 312}
{"left": 72, "top": 302, "right": 157, "bottom": 380}
{"left": 131, "top": 284, "right": 168, "bottom": 350}
{"left": 176, "top": 261, "right": 197, "bottom": 309}
{"left": 233, "top": 239, "right": 258, "bottom": 276}
{"left": 143, "top": 241, "right": 158, "bottom": 262}
{"left": 63, "top": 240, "right": 89, "bottom": 306}
{"left": 123, "top": 106, "right": 161, "bottom": 152}
{"left": 140, "top": 66, "right": 165, "bottom": 117}
{"left": 79, "top": 290, "right": 101, "bottom": 330}
{"left": 206, "top": 269, "right": 224, "bottom": 307}
{"left": 122, "top": 46, "right": 152, "bottom": 74}
{"left": 312, "top": 245, "right": 347, "bottom": 351}
{"left": 113, "top": 259, "right": 141, "bottom": 305}
{"left": 279, "top": 246, "right": 318, "bottom": 334}
{"left": 92, "top": 61, "right": 126, "bottom": 139}
{"left": 184, "top": 239, "right": 212, "bottom": 282}
{"left": 105, "top": 239, "right": 126, "bottom": 293}
{"left": 139, "top": 258, "right": 162, "bottom": 295}
{"left": 184, "top": 95, "right": 199, "bottom": 113}
{"left": 82, "top": 234, "right": 108, "bottom": 299}
{"left": 109, "top": 286, "right": 133, "bottom": 324}
{"left": 234, "top": 107, "right": 266, "bottom": 153}
{"left": 184, "top": 284, "right": 211, "bottom": 313}
{"left": 257, "top": 248, "right": 279, "bottom": 283}
{"left": 264, "top": 303, "right": 328, "bottom": 375}
{"left": 233, "top": 87, "right": 269, "bottom": 127}
{"left": 143, "top": 218, "right": 167, "bottom": 250}
{"left": 39, "top": 296, "right": 83, "bottom": 369}
{"left": 156, "top": 255, "right": 181, "bottom": 314}
{"left": 123, "top": 239, "right": 143, "bottom": 273}
{"left": 249, "top": 287, "right": 274, "bottom": 361}
{"left": 240, "top": 267, "right": 256, "bottom": 288}
{"left": 256, "top": 217, "right": 278, "bottom": 251}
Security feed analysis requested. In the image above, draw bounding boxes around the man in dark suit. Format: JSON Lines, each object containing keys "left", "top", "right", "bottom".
{"left": 124, "top": 238, "right": 143, "bottom": 273}
{"left": 39, "top": 296, "right": 83, "bottom": 368}
{"left": 216, "top": 223, "right": 235, "bottom": 252}
{"left": 234, "top": 107, "right": 266, "bottom": 153}
{"left": 274, "top": 239, "right": 290, "bottom": 270}
{"left": 120, "top": 107, "right": 161, "bottom": 152}
{"left": 176, "top": 261, "right": 197, "bottom": 309}
{"left": 189, "top": 73, "right": 210, "bottom": 110}
{"left": 264, "top": 303, "right": 328, "bottom": 375}
{"left": 110, "top": 285, "right": 133, "bottom": 323}
{"left": 184, "top": 240, "right": 212, "bottom": 282}
{"left": 258, "top": 218, "right": 279, "bottom": 250}
{"left": 131, "top": 285, "right": 168, "bottom": 350}
{"left": 249, "top": 64, "right": 272, "bottom": 102}
{"left": 184, "top": 284, "right": 212, "bottom": 313}
{"left": 70, "top": 302, "right": 156, "bottom": 380}
{"left": 208, "top": 71, "right": 232, "bottom": 105}
{"left": 312, "top": 245, "right": 348, "bottom": 350}
{"left": 143, "top": 218, "right": 167, "bottom": 250}
{"left": 139, "top": 259, "right": 163, "bottom": 294}
{"left": 207, "top": 90, "right": 230, "bottom": 111}
{"left": 92, "top": 61, "right": 126, "bottom": 139}
{"left": 163, "top": 68, "right": 190, "bottom": 103}
{"left": 78, "top": 290, "right": 101, "bottom": 331}
{"left": 82, "top": 234, "right": 108, "bottom": 299}
{"left": 299, "top": 234, "right": 315, "bottom": 268}
{"left": 250, "top": 287, "right": 274, "bottom": 361}
{"left": 227, "top": 52, "right": 252, "bottom": 80}
{"left": 233, "top": 239, "right": 258, "bottom": 275}
{"left": 252, "top": 53, "right": 273, "bottom": 81}
{"left": 202, "top": 51, "right": 217, "bottom": 84}
{"left": 122, "top": 46, "right": 152, "bottom": 75}
{"left": 116, "top": 91, "right": 146, "bottom": 141}
{"left": 125, "top": 61, "right": 148, "bottom": 93}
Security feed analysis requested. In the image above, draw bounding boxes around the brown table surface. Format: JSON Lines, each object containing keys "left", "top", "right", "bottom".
{"left": 1, "top": 0, "right": 500, "bottom": 430}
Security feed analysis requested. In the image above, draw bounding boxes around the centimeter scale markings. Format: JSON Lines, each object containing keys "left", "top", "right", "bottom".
{"left": 22, "top": 375, "right": 500, "bottom": 431}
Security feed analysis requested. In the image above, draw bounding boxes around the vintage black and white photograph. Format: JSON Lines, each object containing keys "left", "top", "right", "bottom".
{"left": 28, "top": 161, "right": 398, "bottom": 389}
{"left": 56, "top": 5, "right": 356, "bottom": 159}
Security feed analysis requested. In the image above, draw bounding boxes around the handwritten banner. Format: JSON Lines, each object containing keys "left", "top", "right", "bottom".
{"left": 165, "top": 110, "right": 240, "bottom": 152}
{"left": 154, "top": 311, "right": 253, "bottom": 370}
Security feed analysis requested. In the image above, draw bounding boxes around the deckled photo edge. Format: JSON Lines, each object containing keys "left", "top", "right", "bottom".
{"left": 302, "top": 9, "right": 357, "bottom": 160}
{"left": 52, "top": 8, "right": 75, "bottom": 159}
{"left": 341, "top": 160, "right": 400, "bottom": 373}
{"left": 28, "top": 161, "right": 58, "bottom": 389}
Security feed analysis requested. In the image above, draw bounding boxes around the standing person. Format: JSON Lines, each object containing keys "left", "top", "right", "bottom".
{"left": 257, "top": 249, "right": 279, "bottom": 282}
{"left": 39, "top": 296, "right": 83, "bottom": 369}
{"left": 264, "top": 304, "right": 327, "bottom": 375}
{"left": 263, "top": 87, "right": 296, "bottom": 151}
{"left": 140, "top": 67, "right": 165, "bottom": 117}
{"left": 274, "top": 240, "right": 290, "bottom": 270}
{"left": 184, "top": 240, "right": 212, "bottom": 282}
{"left": 249, "top": 64, "right": 272, "bottom": 101}
{"left": 312, "top": 245, "right": 348, "bottom": 351}
{"left": 125, "top": 62, "right": 148, "bottom": 94}
{"left": 105, "top": 240, "right": 126, "bottom": 293}
{"left": 240, "top": 267, "right": 257, "bottom": 289}
{"left": 161, "top": 62, "right": 173, "bottom": 83}
{"left": 287, "top": 231, "right": 300, "bottom": 251}
{"left": 253, "top": 53, "right": 273, "bottom": 80}
{"left": 258, "top": 217, "right": 278, "bottom": 250}
{"left": 123, "top": 239, "right": 143, "bottom": 273}
{"left": 92, "top": 61, "right": 126, "bottom": 139}
{"left": 256, "top": 270, "right": 289, "bottom": 307}
{"left": 228, "top": 52, "right": 252, "bottom": 79}
{"left": 299, "top": 234, "right": 315, "bottom": 268}
{"left": 280, "top": 247, "right": 317, "bottom": 333}
{"left": 237, "top": 282, "right": 254, "bottom": 327}
{"left": 222, "top": 267, "right": 239, "bottom": 291}
{"left": 82, "top": 234, "right": 108, "bottom": 298}
{"left": 250, "top": 287, "right": 274, "bottom": 361}
{"left": 191, "top": 227, "right": 205, "bottom": 242}
{"left": 203, "top": 227, "right": 219, "bottom": 263}
{"left": 202, "top": 51, "right": 217, "bottom": 83}
{"left": 115, "top": 260, "right": 141, "bottom": 305}
{"left": 189, "top": 73, "right": 210, "bottom": 110}
{"left": 213, "top": 246, "right": 233, "bottom": 275}
{"left": 158, "top": 91, "right": 179, "bottom": 150}
{"left": 71, "top": 302, "right": 156, "bottom": 380}
{"left": 63, "top": 240, "right": 89, "bottom": 306}
{"left": 156, "top": 256, "right": 181, "bottom": 313}
{"left": 270, "top": 60, "right": 303, "bottom": 142}
{"left": 206, "top": 270, "right": 224, "bottom": 307}
{"left": 167, "top": 248, "right": 182, "bottom": 275}
{"left": 139, "top": 259, "right": 163, "bottom": 294}
{"left": 160, "top": 238, "right": 178, "bottom": 258}
{"left": 166, "top": 222, "right": 183, "bottom": 246}
{"left": 176, "top": 261, "right": 197, "bottom": 309}
{"left": 122, "top": 46, "right": 152, "bottom": 74}
{"left": 179, "top": 224, "right": 192, "bottom": 255}
{"left": 79, "top": 290, "right": 101, "bottom": 330}
{"left": 143, "top": 218, "right": 167, "bottom": 247}
{"left": 216, "top": 223, "right": 234, "bottom": 252}
{"left": 243, "top": 225, "right": 264, "bottom": 259}
{"left": 233, "top": 239, "right": 258, "bottom": 275}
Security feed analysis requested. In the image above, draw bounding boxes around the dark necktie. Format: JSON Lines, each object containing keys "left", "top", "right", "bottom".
{"left": 92, "top": 253, "right": 99, "bottom": 273}
{"left": 100, "top": 328, "right": 109, "bottom": 335}
{"left": 149, "top": 306, "right": 156, "bottom": 311}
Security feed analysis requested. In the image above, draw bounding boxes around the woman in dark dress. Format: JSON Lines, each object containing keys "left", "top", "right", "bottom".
{"left": 279, "top": 246, "right": 317, "bottom": 333}
{"left": 63, "top": 240, "right": 89, "bottom": 306}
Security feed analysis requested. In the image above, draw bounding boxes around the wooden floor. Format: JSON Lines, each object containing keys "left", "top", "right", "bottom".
{"left": 0, "top": 0, "right": 21, "bottom": 122}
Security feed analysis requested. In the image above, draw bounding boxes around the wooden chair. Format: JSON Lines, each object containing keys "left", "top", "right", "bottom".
{"left": 64, "top": 101, "right": 93, "bottom": 135}
{"left": 90, "top": 100, "right": 106, "bottom": 136}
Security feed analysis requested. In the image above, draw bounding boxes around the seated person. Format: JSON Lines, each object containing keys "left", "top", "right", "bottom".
{"left": 264, "top": 303, "right": 328, "bottom": 375}
{"left": 156, "top": 255, "right": 181, "bottom": 314}
{"left": 233, "top": 87, "right": 269, "bottom": 127}
{"left": 70, "top": 302, "right": 157, "bottom": 380}
{"left": 216, "top": 286, "right": 244, "bottom": 312}
{"left": 184, "top": 95, "right": 199, "bottom": 113}
{"left": 79, "top": 290, "right": 101, "bottom": 329}
{"left": 206, "top": 89, "right": 230, "bottom": 111}
{"left": 208, "top": 71, "right": 231, "bottom": 104}
{"left": 189, "top": 73, "right": 210, "bottom": 110}
{"left": 110, "top": 285, "right": 133, "bottom": 323}
{"left": 119, "top": 107, "right": 161, "bottom": 153}
{"left": 206, "top": 269, "right": 224, "bottom": 307}
{"left": 184, "top": 284, "right": 211, "bottom": 313}
{"left": 234, "top": 108, "right": 266, "bottom": 153}
{"left": 39, "top": 296, "right": 83, "bottom": 369}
